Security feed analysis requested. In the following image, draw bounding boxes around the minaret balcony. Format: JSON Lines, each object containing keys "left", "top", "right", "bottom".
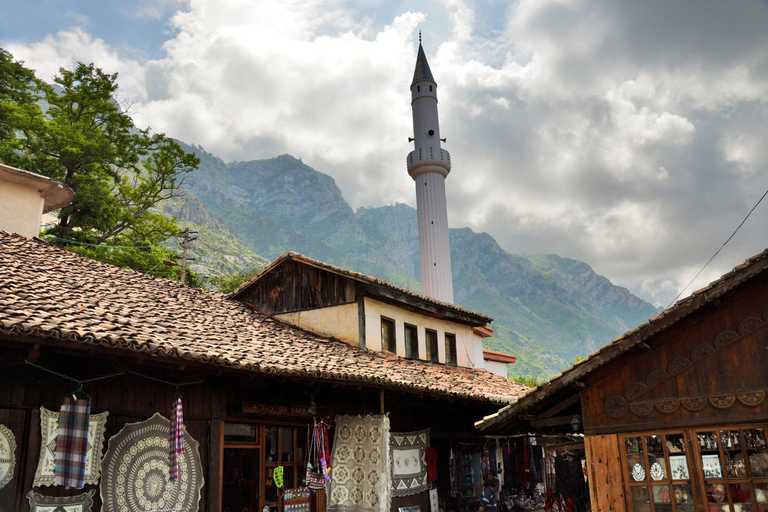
{"left": 407, "top": 148, "right": 451, "bottom": 179}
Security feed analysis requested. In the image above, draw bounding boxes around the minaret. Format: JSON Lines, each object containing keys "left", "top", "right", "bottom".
{"left": 407, "top": 36, "right": 454, "bottom": 304}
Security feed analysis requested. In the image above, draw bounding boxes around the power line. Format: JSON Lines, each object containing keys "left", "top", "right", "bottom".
{"left": 667, "top": 185, "right": 768, "bottom": 309}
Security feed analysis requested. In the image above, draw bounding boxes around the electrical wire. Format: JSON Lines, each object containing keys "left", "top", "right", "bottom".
{"left": 667, "top": 185, "right": 768, "bottom": 309}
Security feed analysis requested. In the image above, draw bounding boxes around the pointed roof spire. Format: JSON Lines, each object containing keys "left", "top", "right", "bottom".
{"left": 411, "top": 32, "right": 434, "bottom": 85}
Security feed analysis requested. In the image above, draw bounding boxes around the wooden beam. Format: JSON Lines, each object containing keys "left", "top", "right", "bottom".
{"left": 535, "top": 393, "right": 580, "bottom": 419}
{"left": 530, "top": 415, "right": 578, "bottom": 428}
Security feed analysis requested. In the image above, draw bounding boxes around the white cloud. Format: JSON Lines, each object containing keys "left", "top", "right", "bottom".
{"left": 6, "top": 0, "right": 768, "bottom": 307}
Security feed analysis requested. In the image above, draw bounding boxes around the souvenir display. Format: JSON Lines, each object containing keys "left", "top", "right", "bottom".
{"left": 0, "top": 424, "right": 16, "bottom": 489}
{"left": 631, "top": 463, "right": 646, "bottom": 482}
{"left": 169, "top": 394, "right": 185, "bottom": 482}
{"left": 100, "top": 412, "right": 204, "bottom": 512}
{"left": 284, "top": 488, "right": 311, "bottom": 512}
{"left": 669, "top": 456, "right": 690, "bottom": 480}
{"left": 650, "top": 462, "right": 665, "bottom": 481}
{"left": 34, "top": 407, "right": 108, "bottom": 487}
{"left": 328, "top": 414, "right": 391, "bottom": 512}
{"left": 27, "top": 489, "right": 95, "bottom": 512}
{"left": 390, "top": 429, "right": 430, "bottom": 496}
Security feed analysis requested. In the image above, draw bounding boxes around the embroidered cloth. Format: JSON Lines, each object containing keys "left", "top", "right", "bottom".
{"left": 27, "top": 489, "right": 95, "bottom": 512}
{"left": 54, "top": 397, "right": 91, "bottom": 488}
{"left": 100, "top": 412, "right": 204, "bottom": 512}
{"left": 34, "top": 407, "right": 108, "bottom": 487}
{"left": 328, "top": 414, "right": 390, "bottom": 512}
{"left": 390, "top": 428, "right": 429, "bottom": 496}
{"left": 0, "top": 424, "right": 16, "bottom": 489}
{"left": 169, "top": 395, "right": 185, "bottom": 482}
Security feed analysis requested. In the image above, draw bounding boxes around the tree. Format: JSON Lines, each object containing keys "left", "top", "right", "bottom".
{"left": 0, "top": 49, "right": 201, "bottom": 283}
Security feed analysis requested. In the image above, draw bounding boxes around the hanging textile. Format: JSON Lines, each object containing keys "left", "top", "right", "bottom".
{"left": 34, "top": 407, "right": 108, "bottom": 487}
{"left": 531, "top": 445, "right": 544, "bottom": 484}
{"left": 328, "top": 414, "right": 391, "bottom": 512}
{"left": 0, "top": 424, "right": 16, "bottom": 490}
{"left": 555, "top": 455, "right": 584, "bottom": 498}
{"left": 27, "top": 489, "right": 95, "bottom": 512}
{"left": 390, "top": 429, "right": 430, "bottom": 496}
{"left": 100, "top": 413, "right": 205, "bottom": 512}
{"left": 425, "top": 445, "right": 438, "bottom": 483}
{"left": 503, "top": 445, "right": 518, "bottom": 489}
{"left": 305, "top": 419, "right": 327, "bottom": 490}
{"left": 54, "top": 396, "right": 91, "bottom": 488}
{"left": 516, "top": 438, "right": 531, "bottom": 487}
{"left": 169, "top": 393, "right": 186, "bottom": 482}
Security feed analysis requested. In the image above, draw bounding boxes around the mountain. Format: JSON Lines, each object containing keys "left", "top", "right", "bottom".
{"left": 172, "top": 143, "right": 660, "bottom": 378}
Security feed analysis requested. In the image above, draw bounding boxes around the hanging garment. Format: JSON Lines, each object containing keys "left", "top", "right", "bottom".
{"left": 305, "top": 420, "right": 325, "bottom": 490}
{"left": 425, "top": 445, "right": 438, "bottom": 482}
{"left": 169, "top": 394, "right": 186, "bottom": 482}
{"left": 54, "top": 396, "right": 91, "bottom": 488}
{"left": 516, "top": 439, "right": 531, "bottom": 487}
{"left": 555, "top": 455, "right": 584, "bottom": 498}
{"left": 530, "top": 445, "right": 544, "bottom": 483}
{"left": 503, "top": 446, "right": 518, "bottom": 489}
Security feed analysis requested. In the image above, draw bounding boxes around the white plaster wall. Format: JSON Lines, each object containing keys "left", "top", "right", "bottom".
{"left": 0, "top": 180, "right": 45, "bottom": 238}
{"left": 275, "top": 303, "right": 360, "bottom": 346}
{"left": 363, "top": 297, "right": 480, "bottom": 368}
{"left": 484, "top": 360, "right": 509, "bottom": 378}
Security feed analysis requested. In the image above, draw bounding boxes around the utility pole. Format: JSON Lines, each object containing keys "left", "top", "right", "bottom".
{"left": 179, "top": 228, "right": 197, "bottom": 285}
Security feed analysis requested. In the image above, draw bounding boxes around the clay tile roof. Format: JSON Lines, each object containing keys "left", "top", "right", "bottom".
{"left": 476, "top": 246, "right": 768, "bottom": 430}
{"left": 0, "top": 231, "right": 525, "bottom": 404}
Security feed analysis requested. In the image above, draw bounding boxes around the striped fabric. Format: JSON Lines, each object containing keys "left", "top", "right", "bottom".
{"left": 169, "top": 395, "right": 185, "bottom": 482}
{"left": 54, "top": 396, "right": 91, "bottom": 488}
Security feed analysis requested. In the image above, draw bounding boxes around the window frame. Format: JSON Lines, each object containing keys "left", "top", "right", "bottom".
{"left": 380, "top": 316, "right": 396, "bottom": 353}
{"left": 404, "top": 323, "right": 419, "bottom": 359}
{"left": 445, "top": 332, "right": 457, "bottom": 366}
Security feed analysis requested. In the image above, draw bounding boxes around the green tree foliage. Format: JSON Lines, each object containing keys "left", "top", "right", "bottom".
{"left": 209, "top": 266, "right": 262, "bottom": 294}
{"left": 510, "top": 375, "right": 541, "bottom": 388}
{"left": 0, "top": 48, "right": 201, "bottom": 284}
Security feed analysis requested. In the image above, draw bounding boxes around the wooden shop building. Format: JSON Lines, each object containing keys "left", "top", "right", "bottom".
{"left": 0, "top": 230, "right": 527, "bottom": 512}
{"left": 477, "top": 248, "right": 768, "bottom": 512}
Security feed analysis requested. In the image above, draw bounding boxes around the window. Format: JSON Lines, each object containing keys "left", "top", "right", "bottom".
{"left": 445, "top": 333, "right": 457, "bottom": 366}
{"left": 405, "top": 324, "right": 418, "bottom": 359}
{"left": 425, "top": 329, "right": 438, "bottom": 363}
{"left": 381, "top": 317, "right": 395, "bottom": 353}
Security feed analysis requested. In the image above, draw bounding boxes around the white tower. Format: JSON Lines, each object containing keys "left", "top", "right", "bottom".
{"left": 407, "top": 38, "right": 454, "bottom": 304}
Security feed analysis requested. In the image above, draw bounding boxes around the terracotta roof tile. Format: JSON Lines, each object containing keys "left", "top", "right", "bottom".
{"left": 0, "top": 231, "right": 526, "bottom": 404}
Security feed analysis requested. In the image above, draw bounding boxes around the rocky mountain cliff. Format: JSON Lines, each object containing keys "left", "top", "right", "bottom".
{"left": 172, "top": 144, "right": 660, "bottom": 378}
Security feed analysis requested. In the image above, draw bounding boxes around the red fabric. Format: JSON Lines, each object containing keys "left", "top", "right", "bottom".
{"left": 425, "top": 445, "right": 438, "bottom": 482}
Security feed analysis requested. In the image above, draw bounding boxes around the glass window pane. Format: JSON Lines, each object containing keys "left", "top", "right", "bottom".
{"left": 265, "top": 465, "right": 279, "bottom": 503}
{"left": 404, "top": 324, "right": 418, "bottom": 359}
{"left": 266, "top": 426, "right": 278, "bottom": 462}
{"left": 754, "top": 483, "right": 768, "bottom": 508}
{"left": 222, "top": 448, "right": 260, "bottom": 511}
{"left": 281, "top": 427, "right": 294, "bottom": 462}
{"left": 297, "top": 426, "right": 307, "bottom": 463}
{"left": 707, "top": 483, "right": 728, "bottom": 512}
{"left": 225, "top": 423, "right": 258, "bottom": 443}
{"left": 699, "top": 432, "right": 724, "bottom": 480}
{"left": 653, "top": 485, "right": 673, "bottom": 512}
{"left": 722, "top": 430, "right": 747, "bottom": 478}
{"left": 426, "top": 329, "right": 438, "bottom": 363}
{"left": 731, "top": 483, "right": 753, "bottom": 512}
{"left": 626, "top": 437, "right": 647, "bottom": 482}
{"left": 746, "top": 429, "right": 768, "bottom": 478}
{"left": 666, "top": 434, "right": 686, "bottom": 454}
{"left": 283, "top": 465, "right": 295, "bottom": 490}
{"left": 445, "top": 333, "right": 457, "bottom": 366}
{"left": 674, "top": 484, "right": 695, "bottom": 512}
{"left": 381, "top": 317, "right": 395, "bottom": 352}
{"left": 631, "top": 486, "right": 651, "bottom": 512}
{"left": 647, "top": 435, "right": 667, "bottom": 481}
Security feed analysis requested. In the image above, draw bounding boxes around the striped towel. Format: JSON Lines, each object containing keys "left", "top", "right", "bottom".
{"left": 54, "top": 396, "right": 91, "bottom": 488}
{"left": 169, "top": 395, "right": 185, "bottom": 482}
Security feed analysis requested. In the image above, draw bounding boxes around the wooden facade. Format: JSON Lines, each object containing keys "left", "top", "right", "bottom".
{"left": 0, "top": 232, "right": 525, "bottom": 512}
{"left": 477, "top": 250, "right": 768, "bottom": 512}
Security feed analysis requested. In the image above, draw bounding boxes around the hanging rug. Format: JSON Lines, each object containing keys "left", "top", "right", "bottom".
{"left": 27, "top": 489, "right": 95, "bottom": 512}
{"left": 328, "top": 414, "right": 391, "bottom": 512}
{"left": 34, "top": 407, "right": 108, "bottom": 487}
{"left": 100, "top": 412, "right": 204, "bottom": 512}
{"left": 0, "top": 424, "right": 16, "bottom": 489}
{"left": 390, "top": 429, "right": 430, "bottom": 496}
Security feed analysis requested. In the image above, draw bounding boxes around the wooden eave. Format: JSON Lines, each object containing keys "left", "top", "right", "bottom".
{"left": 476, "top": 247, "right": 768, "bottom": 434}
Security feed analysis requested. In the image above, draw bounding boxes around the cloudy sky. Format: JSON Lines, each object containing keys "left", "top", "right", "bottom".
{"left": 3, "top": 0, "right": 768, "bottom": 307}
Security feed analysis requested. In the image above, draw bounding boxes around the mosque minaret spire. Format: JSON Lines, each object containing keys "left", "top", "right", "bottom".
{"left": 407, "top": 34, "right": 454, "bottom": 304}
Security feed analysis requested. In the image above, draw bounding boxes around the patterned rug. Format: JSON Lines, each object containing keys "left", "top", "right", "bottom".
{"left": 390, "top": 429, "right": 429, "bottom": 496}
{"left": 27, "top": 489, "right": 95, "bottom": 512}
{"left": 100, "top": 412, "right": 204, "bottom": 512}
{"left": 34, "top": 407, "right": 108, "bottom": 487}
{"left": 328, "top": 414, "right": 390, "bottom": 512}
{"left": 0, "top": 424, "right": 16, "bottom": 489}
